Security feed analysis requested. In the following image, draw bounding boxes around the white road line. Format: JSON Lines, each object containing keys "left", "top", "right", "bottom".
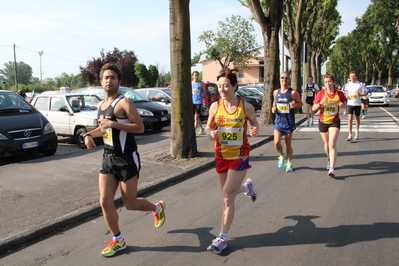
{"left": 298, "top": 117, "right": 399, "bottom": 133}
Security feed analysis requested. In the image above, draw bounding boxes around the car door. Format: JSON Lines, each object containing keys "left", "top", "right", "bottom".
{"left": 46, "top": 96, "right": 73, "bottom": 135}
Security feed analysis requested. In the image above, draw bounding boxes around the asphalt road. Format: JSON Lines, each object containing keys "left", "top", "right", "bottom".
{"left": 1, "top": 100, "right": 399, "bottom": 266}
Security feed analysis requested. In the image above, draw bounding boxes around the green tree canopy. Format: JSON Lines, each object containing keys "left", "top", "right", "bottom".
{"left": 134, "top": 64, "right": 159, "bottom": 88}
{"left": 0, "top": 61, "right": 33, "bottom": 86}
{"left": 192, "top": 14, "right": 260, "bottom": 69}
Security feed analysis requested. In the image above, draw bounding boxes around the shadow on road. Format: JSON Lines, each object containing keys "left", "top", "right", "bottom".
{"left": 117, "top": 216, "right": 399, "bottom": 256}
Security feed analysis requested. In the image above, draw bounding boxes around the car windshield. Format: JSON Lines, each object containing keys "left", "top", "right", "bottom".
{"left": 118, "top": 88, "right": 149, "bottom": 102}
{"left": 242, "top": 89, "right": 261, "bottom": 96}
{"left": 369, "top": 87, "right": 385, "bottom": 92}
{"left": 0, "top": 93, "right": 34, "bottom": 114}
{"left": 236, "top": 90, "right": 250, "bottom": 96}
{"left": 66, "top": 95, "right": 100, "bottom": 111}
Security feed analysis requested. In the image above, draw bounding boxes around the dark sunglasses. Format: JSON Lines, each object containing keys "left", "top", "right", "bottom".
{"left": 280, "top": 76, "right": 290, "bottom": 79}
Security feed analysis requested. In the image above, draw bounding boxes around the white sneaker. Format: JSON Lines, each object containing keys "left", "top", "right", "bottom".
{"left": 306, "top": 120, "right": 310, "bottom": 127}
{"left": 346, "top": 134, "right": 352, "bottom": 141}
{"left": 326, "top": 160, "right": 330, "bottom": 170}
{"left": 343, "top": 110, "right": 346, "bottom": 115}
{"left": 362, "top": 115, "right": 365, "bottom": 119}
{"left": 310, "top": 119, "right": 313, "bottom": 126}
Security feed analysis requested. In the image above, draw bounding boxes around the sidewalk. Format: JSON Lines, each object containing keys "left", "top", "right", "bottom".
{"left": 0, "top": 115, "right": 306, "bottom": 254}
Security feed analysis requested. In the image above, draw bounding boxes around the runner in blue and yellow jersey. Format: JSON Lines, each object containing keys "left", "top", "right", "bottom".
{"left": 272, "top": 71, "right": 303, "bottom": 172}
{"left": 205, "top": 68, "right": 259, "bottom": 254}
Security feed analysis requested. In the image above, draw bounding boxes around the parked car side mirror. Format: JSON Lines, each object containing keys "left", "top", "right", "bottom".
{"left": 59, "top": 106, "right": 68, "bottom": 112}
{"left": 161, "top": 98, "right": 170, "bottom": 104}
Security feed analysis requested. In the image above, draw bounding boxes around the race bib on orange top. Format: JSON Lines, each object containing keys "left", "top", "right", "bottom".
{"left": 102, "top": 128, "right": 113, "bottom": 146}
{"left": 218, "top": 127, "right": 243, "bottom": 146}
{"left": 320, "top": 90, "right": 340, "bottom": 124}
{"left": 324, "top": 104, "right": 338, "bottom": 116}
{"left": 277, "top": 103, "right": 290, "bottom": 113}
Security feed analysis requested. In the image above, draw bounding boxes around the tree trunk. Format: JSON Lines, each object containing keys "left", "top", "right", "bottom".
{"left": 169, "top": 0, "right": 197, "bottom": 158}
{"left": 244, "top": 0, "right": 283, "bottom": 126}
{"left": 259, "top": 26, "right": 281, "bottom": 126}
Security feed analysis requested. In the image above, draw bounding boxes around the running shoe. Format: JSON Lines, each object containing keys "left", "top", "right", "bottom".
{"left": 244, "top": 178, "right": 257, "bottom": 202}
{"left": 306, "top": 120, "right": 310, "bottom": 127}
{"left": 207, "top": 237, "right": 227, "bottom": 254}
{"left": 277, "top": 154, "right": 286, "bottom": 168}
{"left": 198, "top": 129, "right": 205, "bottom": 135}
{"left": 101, "top": 239, "right": 126, "bottom": 257}
{"left": 355, "top": 134, "right": 359, "bottom": 140}
{"left": 328, "top": 169, "right": 335, "bottom": 178}
{"left": 343, "top": 110, "right": 346, "bottom": 115}
{"left": 362, "top": 115, "right": 365, "bottom": 119}
{"left": 310, "top": 119, "right": 314, "bottom": 126}
{"left": 153, "top": 200, "right": 166, "bottom": 228}
{"left": 285, "top": 162, "right": 293, "bottom": 172}
{"left": 326, "top": 160, "right": 330, "bottom": 170}
{"left": 346, "top": 134, "right": 352, "bottom": 141}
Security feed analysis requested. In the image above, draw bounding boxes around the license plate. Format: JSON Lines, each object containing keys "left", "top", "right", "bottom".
{"left": 161, "top": 117, "right": 168, "bottom": 121}
{"left": 22, "top": 141, "right": 39, "bottom": 149}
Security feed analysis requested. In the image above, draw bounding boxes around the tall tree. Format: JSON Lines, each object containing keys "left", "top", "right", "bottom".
{"left": 284, "top": 0, "right": 319, "bottom": 95}
{"left": 192, "top": 15, "right": 260, "bottom": 69}
{"left": 134, "top": 64, "right": 159, "bottom": 88}
{"left": 239, "top": 0, "right": 284, "bottom": 125}
{"left": 309, "top": 0, "right": 340, "bottom": 85}
{"left": 0, "top": 61, "right": 33, "bottom": 86}
{"left": 79, "top": 48, "right": 139, "bottom": 87}
{"left": 169, "top": 0, "right": 197, "bottom": 158}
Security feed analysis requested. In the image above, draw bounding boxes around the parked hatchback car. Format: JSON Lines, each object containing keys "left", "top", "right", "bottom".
{"left": 367, "top": 85, "right": 390, "bottom": 106}
{"left": 72, "top": 86, "right": 170, "bottom": 131}
{"left": 392, "top": 84, "right": 399, "bottom": 98}
{"left": 235, "top": 89, "right": 262, "bottom": 111}
{"left": 31, "top": 91, "right": 101, "bottom": 148}
{"left": 0, "top": 90, "right": 57, "bottom": 157}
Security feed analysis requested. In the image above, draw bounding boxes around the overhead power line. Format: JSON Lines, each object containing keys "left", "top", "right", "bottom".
{"left": 5, "top": 45, "right": 86, "bottom": 64}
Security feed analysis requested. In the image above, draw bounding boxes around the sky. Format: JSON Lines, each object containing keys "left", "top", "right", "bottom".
{"left": 0, "top": 0, "right": 371, "bottom": 81}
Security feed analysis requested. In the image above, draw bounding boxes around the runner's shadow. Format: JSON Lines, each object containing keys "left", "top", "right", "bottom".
{"left": 125, "top": 216, "right": 399, "bottom": 255}
{"left": 336, "top": 160, "right": 398, "bottom": 180}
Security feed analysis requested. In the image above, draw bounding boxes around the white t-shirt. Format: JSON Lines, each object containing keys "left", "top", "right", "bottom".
{"left": 346, "top": 81, "right": 365, "bottom": 106}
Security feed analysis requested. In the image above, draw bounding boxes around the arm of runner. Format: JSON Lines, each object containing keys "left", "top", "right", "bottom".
{"left": 205, "top": 101, "right": 219, "bottom": 140}
{"left": 244, "top": 101, "right": 259, "bottom": 137}
{"left": 290, "top": 90, "right": 303, "bottom": 109}
{"left": 271, "top": 90, "right": 277, "bottom": 114}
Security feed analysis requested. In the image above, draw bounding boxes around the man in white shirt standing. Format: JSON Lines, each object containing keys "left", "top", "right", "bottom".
{"left": 346, "top": 71, "right": 366, "bottom": 141}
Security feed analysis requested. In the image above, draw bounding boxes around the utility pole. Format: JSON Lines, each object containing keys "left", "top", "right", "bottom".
{"left": 38, "top": 51, "right": 44, "bottom": 84}
{"left": 13, "top": 44, "right": 18, "bottom": 90}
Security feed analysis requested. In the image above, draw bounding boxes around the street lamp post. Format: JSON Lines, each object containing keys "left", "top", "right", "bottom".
{"left": 38, "top": 51, "right": 44, "bottom": 84}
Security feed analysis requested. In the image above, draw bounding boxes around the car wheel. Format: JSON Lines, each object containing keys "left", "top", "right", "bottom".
{"left": 75, "top": 128, "right": 87, "bottom": 149}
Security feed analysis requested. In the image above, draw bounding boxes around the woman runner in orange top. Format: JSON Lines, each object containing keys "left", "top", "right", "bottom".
{"left": 205, "top": 68, "right": 259, "bottom": 254}
{"left": 312, "top": 73, "right": 347, "bottom": 178}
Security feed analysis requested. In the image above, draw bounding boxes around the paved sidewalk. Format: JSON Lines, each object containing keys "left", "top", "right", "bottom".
{"left": 0, "top": 115, "right": 306, "bottom": 254}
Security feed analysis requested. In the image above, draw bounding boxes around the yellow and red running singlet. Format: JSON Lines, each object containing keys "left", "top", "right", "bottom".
{"left": 214, "top": 98, "right": 250, "bottom": 160}
{"left": 315, "top": 90, "right": 346, "bottom": 124}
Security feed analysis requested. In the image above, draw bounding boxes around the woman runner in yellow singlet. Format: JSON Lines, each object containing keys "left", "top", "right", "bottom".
{"left": 205, "top": 68, "right": 259, "bottom": 254}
